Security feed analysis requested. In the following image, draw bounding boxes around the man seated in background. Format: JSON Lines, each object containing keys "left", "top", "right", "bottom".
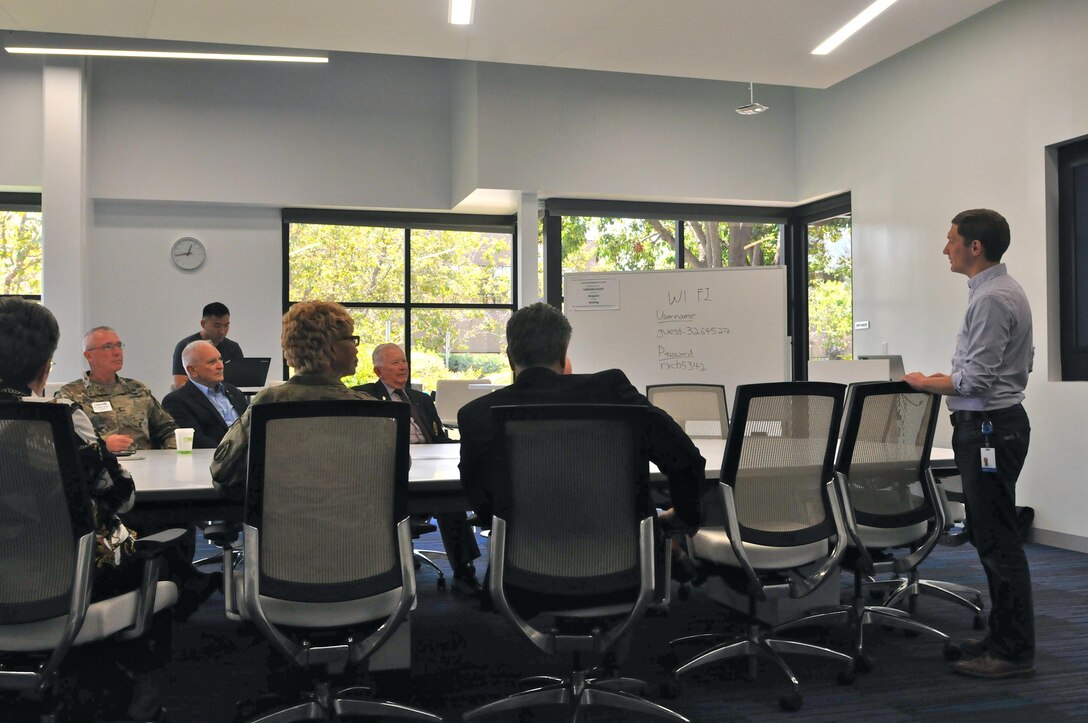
{"left": 172, "top": 301, "right": 243, "bottom": 390}
{"left": 163, "top": 340, "right": 249, "bottom": 448}
{"left": 354, "top": 343, "right": 482, "bottom": 595}
{"left": 458, "top": 303, "right": 706, "bottom": 607}
{"left": 58, "top": 326, "right": 177, "bottom": 452}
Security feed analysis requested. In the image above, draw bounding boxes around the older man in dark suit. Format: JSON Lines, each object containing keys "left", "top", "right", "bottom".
{"left": 354, "top": 343, "right": 482, "bottom": 594}
{"left": 163, "top": 340, "right": 249, "bottom": 448}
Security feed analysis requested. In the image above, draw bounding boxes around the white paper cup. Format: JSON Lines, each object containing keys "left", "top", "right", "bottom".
{"left": 174, "top": 427, "right": 195, "bottom": 454}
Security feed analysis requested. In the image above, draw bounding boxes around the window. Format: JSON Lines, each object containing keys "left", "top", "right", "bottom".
{"left": 806, "top": 214, "right": 853, "bottom": 361}
{"left": 0, "top": 193, "right": 43, "bottom": 300}
{"left": 542, "top": 198, "right": 848, "bottom": 379}
{"left": 1058, "top": 136, "right": 1088, "bottom": 380}
{"left": 284, "top": 210, "right": 517, "bottom": 390}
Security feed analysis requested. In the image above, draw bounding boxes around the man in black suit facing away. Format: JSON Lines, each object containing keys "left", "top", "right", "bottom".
{"left": 458, "top": 302, "right": 706, "bottom": 540}
{"left": 163, "top": 340, "right": 249, "bottom": 448}
{"left": 354, "top": 343, "right": 482, "bottom": 594}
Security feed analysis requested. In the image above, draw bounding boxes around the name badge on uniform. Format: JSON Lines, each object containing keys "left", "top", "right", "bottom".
{"left": 980, "top": 447, "right": 997, "bottom": 473}
{"left": 91, "top": 401, "right": 113, "bottom": 413}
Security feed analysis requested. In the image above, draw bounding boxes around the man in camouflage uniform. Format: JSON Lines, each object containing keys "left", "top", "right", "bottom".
{"left": 57, "top": 326, "right": 177, "bottom": 452}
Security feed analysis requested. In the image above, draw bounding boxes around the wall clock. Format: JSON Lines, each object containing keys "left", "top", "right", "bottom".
{"left": 171, "top": 236, "right": 206, "bottom": 270}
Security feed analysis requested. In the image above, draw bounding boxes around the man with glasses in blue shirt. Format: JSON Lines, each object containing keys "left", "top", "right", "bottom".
{"left": 163, "top": 340, "right": 249, "bottom": 448}
{"left": 57, "top": 326, "right": 178, "bottom": 452}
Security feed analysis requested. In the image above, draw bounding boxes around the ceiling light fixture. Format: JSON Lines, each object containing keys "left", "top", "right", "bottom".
{"left": 811, "top": 0, "right": 899, "bottom": 55}
{"left": 4, "top": 47, "right": 328, "bottom": 63}
{"left": 735, "top": 82, "right": 768, "bottom": 116}
{"left": 449, "top": 0, "right": 475, "bottom": 25}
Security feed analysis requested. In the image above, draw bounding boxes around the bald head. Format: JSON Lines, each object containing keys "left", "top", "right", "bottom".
{"left": 182, "top": 340, "right": 225, "bottom": 387}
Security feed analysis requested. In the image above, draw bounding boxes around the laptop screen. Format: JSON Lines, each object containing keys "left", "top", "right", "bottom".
{"left": 223, "top": 357, "right": 271, "bottom": 387}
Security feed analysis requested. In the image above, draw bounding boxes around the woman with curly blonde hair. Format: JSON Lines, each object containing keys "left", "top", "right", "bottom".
{"left": 210, "top": 301, "right": 375, "bottom": 494}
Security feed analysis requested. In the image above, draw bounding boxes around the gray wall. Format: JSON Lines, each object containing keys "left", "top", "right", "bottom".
{"left": 795, "top": 0, "right": 1088, "bottom": 549}
{"left": 0, "top": 0, "right": 1084, "bottom": 546}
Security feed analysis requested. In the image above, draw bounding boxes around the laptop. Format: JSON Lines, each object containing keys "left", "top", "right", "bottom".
{"left": 856, "top": 354, "right": 906, "bottom": 380}
{"left": 223, "top": 357, "right": 271, "bottom": 387}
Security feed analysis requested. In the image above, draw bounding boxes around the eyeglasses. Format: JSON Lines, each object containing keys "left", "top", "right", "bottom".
{"left": 341, "top": 336, "right": 361, "bottom": 347}
{"left": 86, "top": 342, "right": 125, "bottom": 351}
{"left": 48, "top": 360, "right": 56, "bottom": 371}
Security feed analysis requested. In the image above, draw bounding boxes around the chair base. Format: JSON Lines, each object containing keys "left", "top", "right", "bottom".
{"left": 244, "top": 682, "right": 442, "bottom": 723}
{"left": 672, "top": 622, "right": 851, "bottom": 711}
{"left": 413, "top": 550, "right": 447, "bottom": 589}
{"left": 463, "top": 669, "right": 688, "bottom": 722}
{"left": 883, "top": 573, "right": 984, "bottom": 629}
{"left": 774, "top": 601, "right": 953, "bottom": 679}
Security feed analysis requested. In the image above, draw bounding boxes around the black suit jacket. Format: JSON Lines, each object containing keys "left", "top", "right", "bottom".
{"left": 352, "top": 381, "right": 451, "bottom": 444}
{"left": 456, "top": 366, "right": 706, "bottom": 528}
{"left": 162, "top": 380, "right": 249, "bottom": 449}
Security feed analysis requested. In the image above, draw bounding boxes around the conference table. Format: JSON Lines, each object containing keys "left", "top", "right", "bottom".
{"left": 122, "top": 440, "right": 956, "bottom": 521}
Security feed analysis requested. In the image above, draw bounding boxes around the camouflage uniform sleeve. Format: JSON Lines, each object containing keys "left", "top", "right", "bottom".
{"left": 147, "top": 392, "right": 178, "bottom": 449}
{"left": 211, "top": 407, "right": 251, "bottom": 501}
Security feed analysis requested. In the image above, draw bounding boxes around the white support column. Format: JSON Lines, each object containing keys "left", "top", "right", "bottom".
{"left": 516, "top": 192, "right": 540, "bottom": 306}
{"left": 41, "top": 58, "right": 88, "bottom": 380}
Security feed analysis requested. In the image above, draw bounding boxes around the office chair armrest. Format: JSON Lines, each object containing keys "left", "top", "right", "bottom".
{"left": 348, "top": 518, "right": 418, "bottom": 666}
{"left": 719, "top": 483, "right": 768, "bottom": 600}
{"left": 132, "top": 527, "right": 189, "bottom": 558}
{"left": 895, "top": 467, "right": 947, "bottom": 573}
{"left": 788, "top": 478, "right": 850, "bottom": 598}
{"left": 834, "top": 471, "right": 876, "bottom": 576}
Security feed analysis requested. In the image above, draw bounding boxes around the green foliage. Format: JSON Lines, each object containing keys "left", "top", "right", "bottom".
{"left": 809, "top": 279, "right": 853, "bottom": 360}
{"left": 288, "top": 222, "right": 514, "bottom": 391}
{"left": 560, "top": 216, "right": 781, "bottom": 273}
{"left": 0, "top": 210, "right": 42, "bottom": 295}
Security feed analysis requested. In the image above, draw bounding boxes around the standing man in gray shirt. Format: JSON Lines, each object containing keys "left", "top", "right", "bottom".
{"left": 904, "top": 209, "right": 1034, "bottom": 679}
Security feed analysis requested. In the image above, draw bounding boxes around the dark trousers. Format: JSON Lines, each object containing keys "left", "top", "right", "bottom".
{"left": 435, "top": 511, "right": 481, "bottom": 571}
{"left": 952, "top": 405, "right": 1034, "bottom": 661}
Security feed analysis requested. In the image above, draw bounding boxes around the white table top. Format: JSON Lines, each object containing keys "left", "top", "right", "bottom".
{"left": 123, "top": 440, "right": 954, "bottom": 501}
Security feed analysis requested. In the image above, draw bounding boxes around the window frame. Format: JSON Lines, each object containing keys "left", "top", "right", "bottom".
{"left": 281, "top": 208, "right": 518, "bottom": 377}
{"left": 0, "top": 191, "right": 44, "bottom": 301}
{"left": 1058, "top": 136, "right": 1088, "bottom": 380}
{"left": 541, "top": 194, "right": 851, "bottom": 380}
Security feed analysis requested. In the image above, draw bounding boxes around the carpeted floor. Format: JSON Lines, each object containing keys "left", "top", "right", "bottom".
{"left": 7, "top": 532, "right": 1087, "bottom": 722}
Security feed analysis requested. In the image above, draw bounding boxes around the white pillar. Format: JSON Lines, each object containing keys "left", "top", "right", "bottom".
{"left": 516, "top": 192, "right": 540, "bottom": 306}
{"left": 41, "top": 58, "right": 88, "bottom": 381}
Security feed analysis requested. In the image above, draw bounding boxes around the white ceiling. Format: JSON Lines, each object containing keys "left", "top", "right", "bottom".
{"left": 0, "top": 0, "right": 1002, "bottom": 89}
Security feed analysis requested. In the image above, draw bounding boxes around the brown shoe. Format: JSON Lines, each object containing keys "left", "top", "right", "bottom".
{"left": 956, "top": 638, "right": 989, "bottom": 658}
{"left": 952, "top": 651, "right": 1034, "bottom": 679}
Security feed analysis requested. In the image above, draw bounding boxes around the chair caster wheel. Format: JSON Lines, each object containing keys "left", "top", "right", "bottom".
{"left": 837, "top": 668, "right": 855, "bottom": 685}
{"left": 779, "top": 692, "right": 803, "bottom": 711}
{"left": 436, "top": 577, "right": 446, "bottom": 591}
{"left": 973, "top": 614, "right": 985, "bottom": 630}
{"left": 855, "top": 654, "right": 873, "bottom": 673}
{"left": 678, "top": 583, "right": 692, "bottom": 601}
{"left": 944, "top": 644, "right": 962, "bottom": 661}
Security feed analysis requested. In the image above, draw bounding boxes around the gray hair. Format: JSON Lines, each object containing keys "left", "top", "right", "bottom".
{"left": 181, "top": 340, "right": 216, "bottom": 370}
{"left": 372, "top": 342, "right": 402, "bottom": 367}
{"left": 82, "top": 326, "right": 117, "bottom": 350}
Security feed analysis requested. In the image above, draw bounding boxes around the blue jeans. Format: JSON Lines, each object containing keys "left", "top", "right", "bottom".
{"left": 952, "top": 404, "right": 1034, "bottom": 661}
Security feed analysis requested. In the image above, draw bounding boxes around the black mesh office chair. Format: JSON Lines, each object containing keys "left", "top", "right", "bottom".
{"left": 670, "top": 382, "right": 852, "bottom": 712}
{"left": 0, "top": 402, "right": 182, "bottom": 722}
{"left": 646, "top": 384, "right": 729, "bottom": 439}
{"left": 223, "top": 400, "right": 441, "bottom": 722}
{"left": 775, "top": 381, "right": 956, "bottom": 679}
{"left": 463, "top": 404, "right": 688, "bottom": 723}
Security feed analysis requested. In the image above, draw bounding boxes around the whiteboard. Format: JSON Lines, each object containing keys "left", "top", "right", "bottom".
{"left": 565, "top": 267, "right": 790, "bottom": 401}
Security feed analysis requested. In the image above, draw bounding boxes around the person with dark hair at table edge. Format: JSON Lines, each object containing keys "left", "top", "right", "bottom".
{"left": 0, "top": 297, "right": 170, "bottom": 722}
{"left": 171, "top": 301, "right": 243, "bottom": 390}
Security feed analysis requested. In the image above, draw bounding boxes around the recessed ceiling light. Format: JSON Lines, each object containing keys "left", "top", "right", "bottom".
{"left": 449, "top": 0, "right": 475, "bottom": 25}
{"left": 4, "top": 47, "right": 328, "bottom": 63}
{"left": 812, "top": 0, "right": 899, "bottom": 55}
